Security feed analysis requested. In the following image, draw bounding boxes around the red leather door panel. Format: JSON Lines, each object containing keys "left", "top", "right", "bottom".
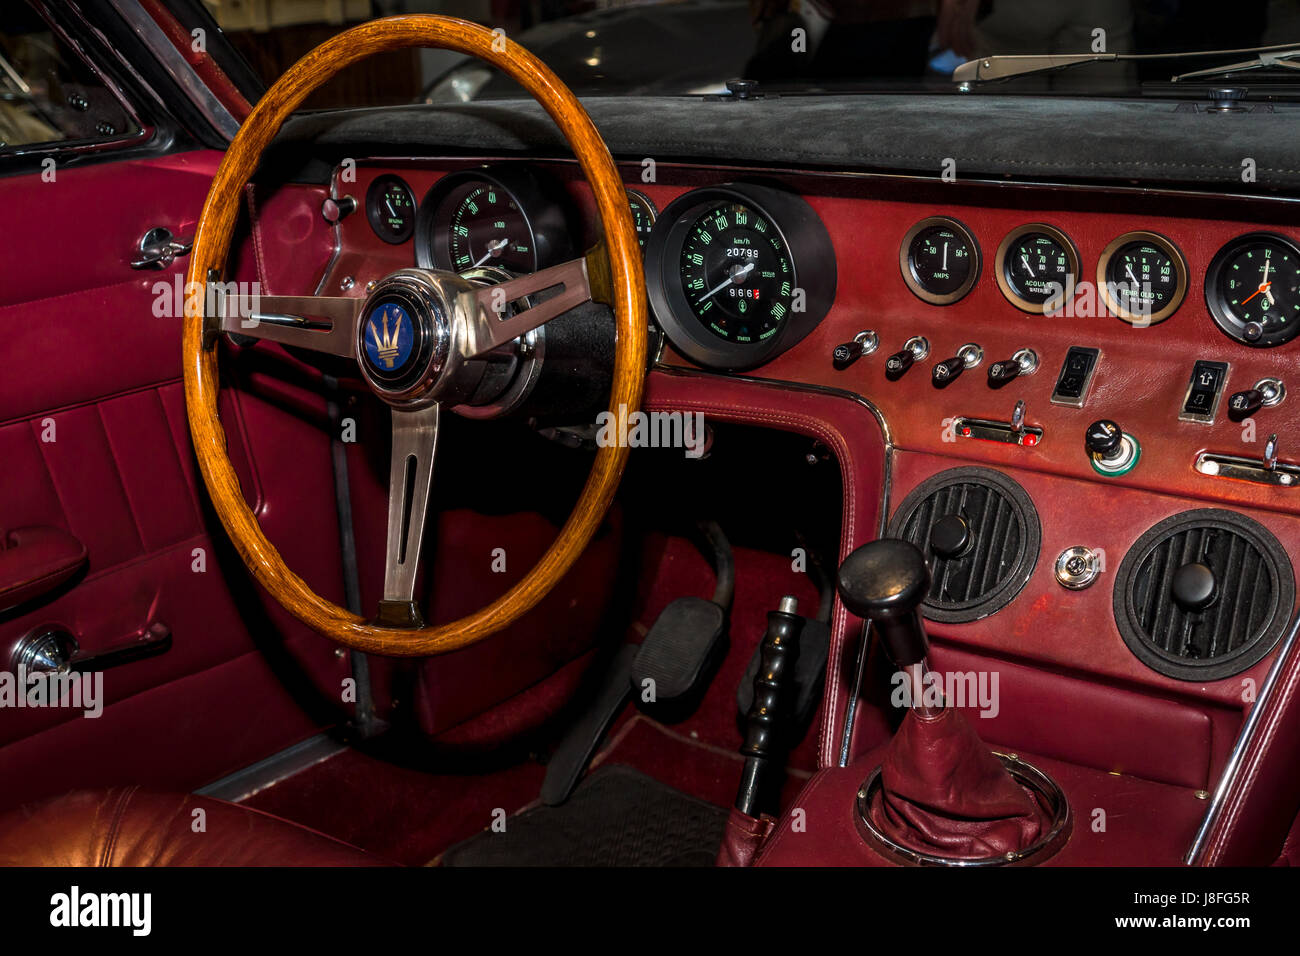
{"left": 0, "top": 152, "right": 351, "bottom": 807}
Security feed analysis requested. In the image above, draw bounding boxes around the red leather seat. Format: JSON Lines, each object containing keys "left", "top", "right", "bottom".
{"left": 0, "top": 787, "right": 385, "bottom": 866}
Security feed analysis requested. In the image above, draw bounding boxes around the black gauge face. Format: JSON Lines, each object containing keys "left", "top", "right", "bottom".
{"left": 436, "top": 180, "right": 537, "bottom": 273}
{"left": 678, "top": 201, "right": 794, "bottom": 344}
{"left": 1106, "top": 241, "right": 1178, "bottom": 319}
{"left": 365, "top": 175, "right": 416, "bottom": 244}
{"left": 904, "top": 220, "right": 978, "bottom": 304}
{"left": 1004, "top": 232, "right": 1072, "bottom": 306}
{"left": 627, "top": 190, "right": 657, "bottom": 250}
{"left": 1207, "top": 234, "right": 1300, "bottom": 346}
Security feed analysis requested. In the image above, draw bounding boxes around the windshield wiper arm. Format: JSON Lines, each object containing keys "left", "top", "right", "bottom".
{"left": 1169, "top": 49, "right": 1300, "bottom": 82}
{"left": 953, "top": 42, "right": 1300, "bottom": 86}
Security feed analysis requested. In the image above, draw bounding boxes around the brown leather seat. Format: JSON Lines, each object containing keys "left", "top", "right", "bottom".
{"left": 0, "top": 787, "right": 385, "bottom": 866}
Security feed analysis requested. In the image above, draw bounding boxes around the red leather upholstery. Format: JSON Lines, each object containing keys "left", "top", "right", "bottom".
{"left": 0, "top": 526, "right": 86, "bottom": 611}
{"left": 867, "top": 709, "right": 1048, "bottom": 860}
{"left": 716, "top": 808, "right": 777, "bottom": 867}
{"left": 0, "top": 788, "right": 384, "bottom": 866}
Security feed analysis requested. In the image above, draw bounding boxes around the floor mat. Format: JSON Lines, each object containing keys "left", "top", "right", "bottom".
{"left": 442, "top": 764, "right": 728, "bottom": 867}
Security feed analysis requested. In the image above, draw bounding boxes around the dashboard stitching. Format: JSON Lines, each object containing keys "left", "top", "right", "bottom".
{"left": 643, "top": 395, "right": 863, "bottom": 767}
{"left": 1207, "top": 640, "right": 1300, "bottom": 863}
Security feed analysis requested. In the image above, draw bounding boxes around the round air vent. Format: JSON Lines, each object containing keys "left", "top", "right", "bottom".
{"left": 888, "top": 467, "right": 1040, "bottom": 623}
{"left": 1114, "top": 509, "right": 1294, "bottom": 681}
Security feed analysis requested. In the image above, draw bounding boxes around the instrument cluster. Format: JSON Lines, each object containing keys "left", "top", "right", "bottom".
{"left": 359, "top": 166, "right": 841, "bottom": 372}
{"left": 899, "top": 215, "right": 1300, "bottom": 347}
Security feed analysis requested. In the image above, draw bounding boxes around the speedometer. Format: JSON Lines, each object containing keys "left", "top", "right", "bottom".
{"left": 679, "top": 201, "right": 793, "bottom": 343}
{"left": 644, "top": 183, "right": 836, "bottom": 370}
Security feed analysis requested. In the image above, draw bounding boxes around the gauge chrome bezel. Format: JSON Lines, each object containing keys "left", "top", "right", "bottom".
{"left": 1097, "top": 230, "right": 1188, "bottom": 326}
{"left": 995, "top": 223, "right": 1080, "bottom": 315}
{"left": 413, "top": 166, "right": 572, "bottom": 274}
{"left": 899, "top": 216, "right": 981, "bottom": 306}
{"left": 625, "top": 188, "right": 658, "bottom": 252}
{"left": 365, "top": 174, "right": 417, "bottom": 245}
{"left": 1204, "top": 231, "right": 1300, "bottom": 348}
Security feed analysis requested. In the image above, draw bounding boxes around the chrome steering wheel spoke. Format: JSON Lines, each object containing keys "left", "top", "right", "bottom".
{"left": 376, "top": 403, "right": 440, "bottom": 628}
{"left": 217, "top": 292, "right": 362, "bottom": 357}
{"left": 458, "top": 254, "right": 594, "bottom": 358}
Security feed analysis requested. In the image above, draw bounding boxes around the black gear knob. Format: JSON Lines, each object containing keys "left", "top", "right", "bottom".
{"left": 837, "top": 539, "right": 931, "bottom": 667}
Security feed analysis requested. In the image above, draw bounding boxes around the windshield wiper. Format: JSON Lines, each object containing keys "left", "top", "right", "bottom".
{"left": 953, "top": 42, "right": 1300, "bottom": 86}
{"left": 1169, "top": 49, "right": 1300, "bottom": 83}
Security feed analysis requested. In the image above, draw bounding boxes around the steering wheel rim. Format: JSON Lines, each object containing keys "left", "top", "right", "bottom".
{"left": 183, "top": 15, "right": 646, "bottom": 656}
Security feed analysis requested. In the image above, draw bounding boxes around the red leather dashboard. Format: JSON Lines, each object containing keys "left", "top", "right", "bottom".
{"left": 259, "top": 158, "right": 1300, "bottom": 862}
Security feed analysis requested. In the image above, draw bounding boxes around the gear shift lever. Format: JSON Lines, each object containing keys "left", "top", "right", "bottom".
{"left": 837, "top": 539, "right": 940, "bottom": 716}
{"left": 837, "top": 538, "right": 1068, "bottom": 865}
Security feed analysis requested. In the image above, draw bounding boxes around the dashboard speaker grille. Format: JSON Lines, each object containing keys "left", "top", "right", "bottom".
{"left": 888, "top": 467, "right": 1040, "bottom": 623}
{"left": 1114, "top": 509, "right": 1294, "bottom": 681}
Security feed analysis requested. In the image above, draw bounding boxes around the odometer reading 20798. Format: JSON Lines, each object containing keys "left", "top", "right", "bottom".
{"left": 679, "top": 202, "right": 793, "bottom": 344}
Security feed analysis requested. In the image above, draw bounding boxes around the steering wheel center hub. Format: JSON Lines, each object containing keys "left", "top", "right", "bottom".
{"left": 357, "top": 269, "right": 457, "bottom": 407}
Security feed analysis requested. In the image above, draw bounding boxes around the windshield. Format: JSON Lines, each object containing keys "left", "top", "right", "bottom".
{"left": 203, "top": 0, "right": 1300, "bottom": 104}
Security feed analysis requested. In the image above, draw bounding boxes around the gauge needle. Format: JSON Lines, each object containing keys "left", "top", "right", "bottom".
{"left": 1125, "top": 265, "right": 1140, "bottom": 286}
{"left": 385, "top": 197, "right": 397, "bottom": 216}
{"left": 941, "top": 242, "right": 949, "bottom": 271}
{"left": 474, "top": 237, "right": 510, "bottom": 267}
{"left": 1242, "top": 282, "right": 1272, "bottom": 305}
{"left": 695, "top": 262, "right": 755, "bottom": 305}
{"left": 1021, "top": 254, "right": 1035, "bottom": 276}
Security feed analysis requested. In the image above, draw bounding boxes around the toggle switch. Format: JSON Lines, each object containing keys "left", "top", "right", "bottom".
{"left": 987, "top": 348, "right": 1039, "bottom": 388}
{"left": 931, "top": 343, "right": 983, "bottom": 388}
{"left": 884, "top": 335, "right": 929, "bottom": 381}
{"left": 832, "top": 330, "right": 879, "bottom": 370}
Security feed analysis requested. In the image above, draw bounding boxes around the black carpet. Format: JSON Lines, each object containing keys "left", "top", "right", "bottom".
{"left": 441, "top": 765, "right": 728, "bottom": 867}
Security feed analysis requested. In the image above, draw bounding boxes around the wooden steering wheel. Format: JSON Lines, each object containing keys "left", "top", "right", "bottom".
{"left": 183, "top": 16, "right": 646, "bottom": 656}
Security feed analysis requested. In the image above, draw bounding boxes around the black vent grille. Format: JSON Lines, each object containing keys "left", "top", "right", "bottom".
{"left": 889, "top": 468, "right": 1040, "bottom": 623}
{"left": 1115, "top": 509, "right": 1294, "bottom": 681}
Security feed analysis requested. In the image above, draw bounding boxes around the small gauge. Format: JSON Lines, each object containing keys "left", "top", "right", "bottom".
{"left": 996, "top": 224, "right": 1080, "bottom": 314}
{"left": 626, "top": 189, "right": 657, "bottom": 251}
{"left": 1098, "top": 232, "right": 1187, "bottom": 326}
{"left": 901, "top": 217, "right": 980, "bottom": 305}
{"left": 1206, "top": 232, "right": 1300, "bottom": 347}
{"left": 366, "top": 175, "right": 416, "bottom": 244}
{"left": 678, "top": 200, "right": 794, "bottom": 344}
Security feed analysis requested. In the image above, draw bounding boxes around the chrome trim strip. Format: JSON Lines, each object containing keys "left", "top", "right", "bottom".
{"left": 646, "top": 365, "right": 893, "bottom": 767}
{"left": 104, "top": 0, "right": 240, "bottom": 141}
{"left": 195, "top": 733, "right": 346, "bottom": 802}
{"left": 1186, "top": 605, "right": 1300, "bottom": 864}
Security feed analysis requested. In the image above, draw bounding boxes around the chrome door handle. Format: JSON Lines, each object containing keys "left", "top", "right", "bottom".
{"left": 10, "top": 621, "right": 172, "bottom": 674}
{"left": 130, "top": 227, "right": 193, "bottom": 270}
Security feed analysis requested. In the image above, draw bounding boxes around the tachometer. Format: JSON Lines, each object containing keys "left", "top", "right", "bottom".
{"left": 1206, "top": 232, "right": 1300, "bottom": 347}
{"left": 644, "top": 183, "right": 836, "bottom": 370}
{"left": 415, "top": 167, "right": 571, "bottom": 274}
{"left": 996, "top": 224, "right": 1080, "bottom": 314}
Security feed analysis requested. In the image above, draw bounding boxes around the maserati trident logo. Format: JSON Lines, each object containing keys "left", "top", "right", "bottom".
{"left": 364, "top": 302, "right": 415, "bottom": 372}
